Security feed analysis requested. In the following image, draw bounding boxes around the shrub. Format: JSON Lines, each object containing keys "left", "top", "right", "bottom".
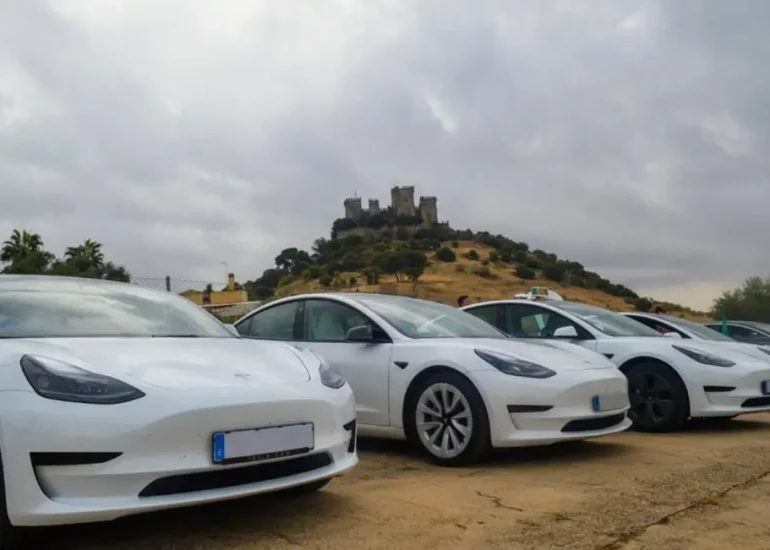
{"left": 633, "top": 298, "right": 653, "bottom": 312}
{"left": 451, "top": 240, "right": 459, "bottom": 248}
{"left": 515, "top": 265, "right": 536, "bottom": 280}
{"left": 319, "top": 274, "right": 333, "bottom": 286}
{"left": 455, "top": 264, "right": 466, "bottom": 273}
{"left": 542, "top": 263, "right": 567, "bottom": 283}
{"left": 488, "top": 251, "right": 500, "bottom": 262}
{"left": 463, "top": 250, "right": 480, "bottom": 261}
{"left": 475, "top": 266, "right": 494, "bottom": 279}
{"left": 363, "top": 267, "right": 380, "bottom": 284}
{"left": 435, "top": 246, "right": 457, "bottom": 262}
{"left": 349, "top": 276, "right": 358, "bottom": 286}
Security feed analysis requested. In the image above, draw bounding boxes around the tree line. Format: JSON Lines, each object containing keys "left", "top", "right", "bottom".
{"left": 0, "top": 229, "right": 131, "bottom": 281}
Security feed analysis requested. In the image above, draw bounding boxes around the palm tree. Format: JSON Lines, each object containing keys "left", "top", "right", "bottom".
{"left": 1, "top": 229, "right": 44, "bottom": 263}
{"left": 65, "top": 239, "right": 105, "bottom": 270}
{"left": 0, "top": 229, "right": 53, "bottom": 274}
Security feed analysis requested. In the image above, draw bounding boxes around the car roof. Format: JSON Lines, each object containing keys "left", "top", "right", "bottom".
{"left": 0, "top": 274, "right": 133, "bottom": 291}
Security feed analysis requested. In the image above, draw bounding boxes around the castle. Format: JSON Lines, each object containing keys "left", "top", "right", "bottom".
{"left": 343, "top": 186, "right": 439, "bottom": 226}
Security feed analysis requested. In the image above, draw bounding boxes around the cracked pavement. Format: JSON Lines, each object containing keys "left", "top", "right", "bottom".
{"left": 48, "top": 414, "right": 770, "bottom": 549}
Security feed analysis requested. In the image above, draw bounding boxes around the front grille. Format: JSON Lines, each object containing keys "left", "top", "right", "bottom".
{"left": 742, "top": 396, "right": 770, "bottom": 408}
{"left": 561, "top": 413, "right": 626, "bottom": 433}
{"left": 343, "top": 419, "right": 356, "bottom": 453}
{"left": 138, "top": 452, "right": 332, "bottom": 497}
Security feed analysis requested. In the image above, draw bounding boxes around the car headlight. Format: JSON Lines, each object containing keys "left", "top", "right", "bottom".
{"left": 307, "top": 350, "right": 346, "bottom": 389}
{"left": 672, "top": 345, "right": 735, "bottom": 367}
{"left": 20, "top": 355, "right": 146, "bottom": 404}
{"left": 474, "top": 349, "right": 556, "bottom": 379}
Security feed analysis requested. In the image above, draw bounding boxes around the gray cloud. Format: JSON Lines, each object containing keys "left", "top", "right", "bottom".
{"left": 1, "top": 0, "right": 768, "bottom": 308}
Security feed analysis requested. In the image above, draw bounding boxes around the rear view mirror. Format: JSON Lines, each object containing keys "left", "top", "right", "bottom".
{"left": 553, "top": 326, "right": 578, "bottom": 338}
{"left": 345, "top": 324, "right": 373, "bottom": 342}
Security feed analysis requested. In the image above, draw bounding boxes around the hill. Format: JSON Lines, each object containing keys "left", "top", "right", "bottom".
{"left": 244, "top": 227, "right": 706, "bottom": 319}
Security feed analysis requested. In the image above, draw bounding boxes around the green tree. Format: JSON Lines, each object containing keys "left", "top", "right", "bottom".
{"left": 515, "top": 265, "right": 536, "bottom": 280}
{"left": 712, "top": 275, "right": 770, "bottom": 321}
{"left": 373, "top": 250, "right": 427, "bottom": 282}
{"left": 633, "top": 297, "right": 653, "bottom": 312}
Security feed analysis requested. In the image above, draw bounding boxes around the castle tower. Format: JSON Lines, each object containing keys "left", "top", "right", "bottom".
{"left": 343, "top": 196, "right": 363, "bottom": 221}
{"left": 419, "top": 196, "right": 438, "bottom": 226}
{"left": 390, "top": 185, "right": 416, "bottom": 216}
{"left": 368, "top": 199, "right": 381, "bottom": 216}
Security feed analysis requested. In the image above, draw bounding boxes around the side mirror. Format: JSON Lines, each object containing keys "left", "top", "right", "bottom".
{"left": 224, "top": 324, "right": 240, "bottom": 337}
{"left": 553, "top": 326, "right": 578, "bottom": 338}
{"left": 345, "top": 324, "right": 373, "bottom": 342}
{"left": 663, "top": 331, "right": 683, "bottom": 339}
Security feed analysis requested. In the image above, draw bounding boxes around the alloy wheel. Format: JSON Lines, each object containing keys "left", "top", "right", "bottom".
{"left": 415, "top": 382, "right": 473, "bottom": 459}
{"left": 628, "top": 370, "right": 676, "bottom": 426}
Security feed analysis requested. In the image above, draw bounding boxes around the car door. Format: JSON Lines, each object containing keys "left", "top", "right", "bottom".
{"left": 498, "top": 302, "right": 600, "bottom": 351}
{"left": 297, "top": 298, "right": 393, "bottom": 427}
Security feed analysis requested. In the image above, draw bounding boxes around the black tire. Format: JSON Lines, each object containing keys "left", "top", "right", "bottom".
{"left": 279, "top": 478, "right": 331, "bottom": 497}
{"left": 404, "top": 371, "right": 491, "bottom": 467}
{"left": 625, "top": 362, "right": 689, "bottom": 432}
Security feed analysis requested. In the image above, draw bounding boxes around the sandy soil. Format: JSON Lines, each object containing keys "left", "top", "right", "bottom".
{"left": 41, "top": 414, "right": 770, "bottom": 549}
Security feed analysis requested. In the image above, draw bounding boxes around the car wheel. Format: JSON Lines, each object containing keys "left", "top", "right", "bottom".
{"left": 625, "top": 362, "right": 689, "bottom": 432}
{"left": 279, "top": 478, "right": 331, "bottom": 497}
{"left": 406, "top": 371, "right": 491, "bottom": 467}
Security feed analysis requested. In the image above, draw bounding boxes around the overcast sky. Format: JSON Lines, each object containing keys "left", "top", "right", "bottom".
{"left": 1, "top": 0, "right": 768, "bottom": 309}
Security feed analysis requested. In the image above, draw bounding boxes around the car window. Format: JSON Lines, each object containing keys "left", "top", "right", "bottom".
{"left": 627, "top": 315, "right": 687, "bottom": 337}
{"left": 0, "top": 285, "right": 232, "bottom": 338}
{"left": 550, "top": 302, "right": 662, "bottom": 337}
{"left": 303, "top": 300, "right": 372, "bottom": 342}
{"left": 655, "top": 315, "right": 733, "bottom": 341}
{"left": 503, "top": 304, "right": 583, "bottom": 338}
{"left": 727, "top": 325, "right": 765, "bottom": 341}
{"left": 466, "top": 304, "right": 502, "bottom": 329}
{"left": 243, "top": 301, "right": 299, "bottom": 340}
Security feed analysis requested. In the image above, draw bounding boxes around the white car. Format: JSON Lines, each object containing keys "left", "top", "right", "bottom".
{"left": 621, "top": 312, "right": 770, "bottom": 360}
{"left": 0, "top": 276, "right": 357, "bottom": 547}
{"left": 462, "top": 299, "right": 770, "bottom": 432}
{"left": 234, "top": 293, "right": 632, "bottom": 467}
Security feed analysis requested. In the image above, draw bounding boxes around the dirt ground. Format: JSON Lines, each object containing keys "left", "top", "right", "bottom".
{"left": 43, "top": 414, "right": 770, "bottom": 549}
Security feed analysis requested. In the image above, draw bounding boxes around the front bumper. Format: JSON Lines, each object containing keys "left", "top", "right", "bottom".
{"left": 688, "top": 364, "right": 770, "bottom": 417}
{"left": 470, "top": 367, "right": 632, "bottom": 448}
{"left": 0, "top": 385, "right": 357, "bottom": 527}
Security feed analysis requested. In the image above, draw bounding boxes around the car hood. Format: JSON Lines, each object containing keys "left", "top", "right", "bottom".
{"left": 609, "top": 337, "right": 770, "bottom": 363}
{"left": 17, "top": 337, "right": 311, "bottom": 389}
{"left": 449, "top": 338, "right": 614, "bottom": 371}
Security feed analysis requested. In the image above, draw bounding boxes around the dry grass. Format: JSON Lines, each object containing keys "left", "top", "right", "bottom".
{"left": 276, "top": 241, "right": 706, "bottom": 320}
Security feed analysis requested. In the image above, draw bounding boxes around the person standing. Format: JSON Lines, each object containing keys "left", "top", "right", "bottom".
{"left": 457, "top": 295, "right": 469, "bottom": 308}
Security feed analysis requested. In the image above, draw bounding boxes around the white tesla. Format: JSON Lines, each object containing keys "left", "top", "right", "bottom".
{"left": 0, "top": 276, "right": 357, "bottom": 547}
{"left": 462, "top": 299, "right": 770, "bottom": 432}
{"left": 234, "top": 293, "right": 631, "bottom": 467}
{"left": 621, "top": 312, "right": 770, "bottom": 360}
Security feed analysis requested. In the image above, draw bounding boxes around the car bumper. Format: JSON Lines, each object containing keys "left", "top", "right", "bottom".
{"left": 469, "top": 367, "right": 632, "bottom": 448}
{"left": 0, "top": 386, "right": 357, "bottom": 527}
{"left": 689, "top": 364, "right": 770, "bottom": 417}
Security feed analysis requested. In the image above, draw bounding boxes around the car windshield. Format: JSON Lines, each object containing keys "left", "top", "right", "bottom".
{"left": 658, "top": 314, "right": 735, "bottom": 341}
{"left": 552, "top": 302, "right": 663, "bottom": 337}
{"left": 0, "top": 278, "right": 233, "bottom": 339}
{"left": 353, "top": 294, "right": 507, "bottom": 339}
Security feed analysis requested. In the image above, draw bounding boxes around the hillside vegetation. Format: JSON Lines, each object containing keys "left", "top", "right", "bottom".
{"left": 245, "top": 225, "right": 706, "bottom": 319}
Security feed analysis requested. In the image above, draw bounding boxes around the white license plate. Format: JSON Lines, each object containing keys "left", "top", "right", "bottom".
{"left": 592, "top": 394, "right": 628, "bottom": 412}
{"left": 762, "top": 381, "right": 770, "bottom": 395}
{"left": 212, "top": 423, "right": 314, "bottom": 464}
